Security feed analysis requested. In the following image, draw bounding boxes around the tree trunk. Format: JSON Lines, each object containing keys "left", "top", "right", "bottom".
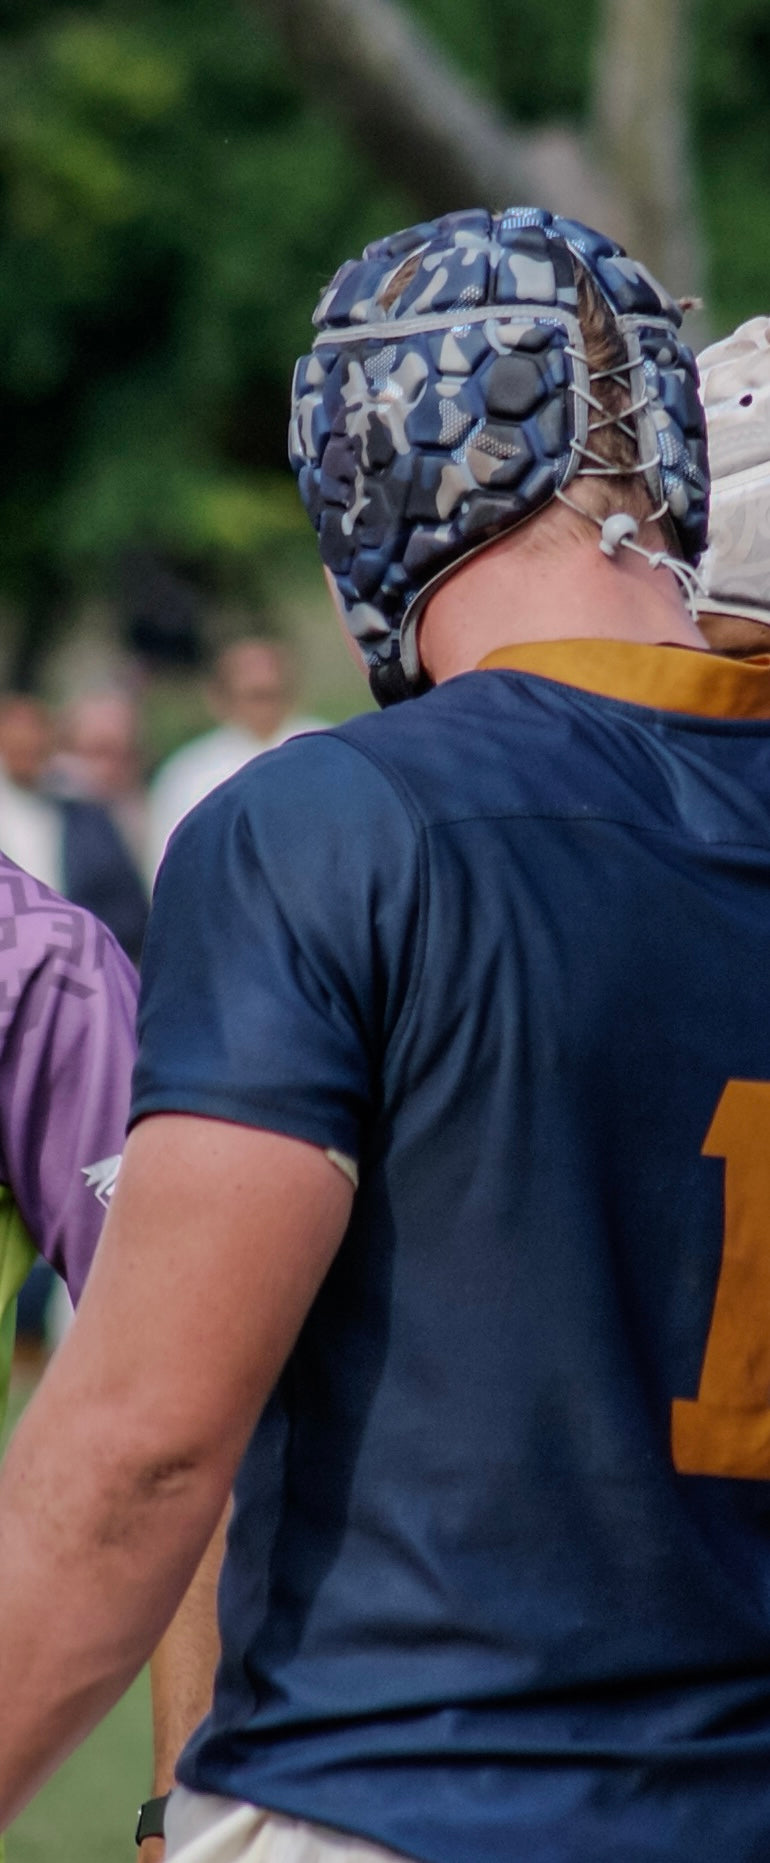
{"left": 253, "top": 0, "right": 707, "bottom": 334}
{"left": 592, "top": 0, "right": 709, "bottom": 339}
{"left": 253, "top": 0, "right": 622, "bottom": 229}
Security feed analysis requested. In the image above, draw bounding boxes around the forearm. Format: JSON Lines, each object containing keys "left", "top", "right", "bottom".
{"left": 0, "top": 1117, "right": 351, "bottom": 1834}
{"left": 0, "top": 1364, "right": 233, "bottom": 1830}
{"left": 149, "top": 1501, "right": 231, "bottom": 1795}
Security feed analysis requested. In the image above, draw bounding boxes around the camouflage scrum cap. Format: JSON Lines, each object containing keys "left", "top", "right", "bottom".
{"left": 290, "top": 206, "right": 709, "bottom": 705}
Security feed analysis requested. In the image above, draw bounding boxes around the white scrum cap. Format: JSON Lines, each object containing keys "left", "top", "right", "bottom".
{"left": 697, "top": 316, "right": 770, "bottom": 626}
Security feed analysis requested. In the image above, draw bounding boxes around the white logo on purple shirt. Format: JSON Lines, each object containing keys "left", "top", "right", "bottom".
{"left": 81, "top": 1155, "right": 122, "bottom": 1209}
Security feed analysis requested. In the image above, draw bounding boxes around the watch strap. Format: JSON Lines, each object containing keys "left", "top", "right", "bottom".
{"left": 135, "top": 1793, "right": 170, "bottom": 1845}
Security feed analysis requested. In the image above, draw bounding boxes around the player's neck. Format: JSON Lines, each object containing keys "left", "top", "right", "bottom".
{"left": 418, "top": 513, "right": 708, "bottom": 685}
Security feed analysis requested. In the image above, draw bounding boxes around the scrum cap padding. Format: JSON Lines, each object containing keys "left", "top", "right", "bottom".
{"left": 290, "top": 207, "right": 709, "bottom": 700}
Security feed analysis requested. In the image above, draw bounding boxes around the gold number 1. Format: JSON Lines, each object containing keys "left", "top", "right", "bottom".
{"left": 671, "top": 1079, "right": 770, "bottom": 1479}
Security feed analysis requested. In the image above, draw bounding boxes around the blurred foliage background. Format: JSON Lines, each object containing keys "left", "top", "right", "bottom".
{"left": 0, "top": 0, "right": 767, "bottom": 711}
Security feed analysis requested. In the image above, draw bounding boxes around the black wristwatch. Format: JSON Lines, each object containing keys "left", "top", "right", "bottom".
{"left": 135, "top": 1793, "right": 170, "bottom": 1845}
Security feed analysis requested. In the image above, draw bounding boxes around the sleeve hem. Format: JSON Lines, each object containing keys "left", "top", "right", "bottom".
{"left": 128, "top": 1089, "right": 359, "bottom": 1163}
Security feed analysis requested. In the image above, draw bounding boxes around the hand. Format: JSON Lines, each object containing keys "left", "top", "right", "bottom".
{"left": 137, "top": 1839, "right": 165, "bottom": 1863}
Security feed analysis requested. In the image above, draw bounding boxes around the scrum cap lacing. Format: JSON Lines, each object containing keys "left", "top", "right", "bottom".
{"left": 554, "top": 348, "right": 706, "bottom": 616}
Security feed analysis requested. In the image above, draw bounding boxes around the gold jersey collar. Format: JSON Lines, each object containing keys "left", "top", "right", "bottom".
{"left": 477, "top": 640, "right": 770, "bottom": 721}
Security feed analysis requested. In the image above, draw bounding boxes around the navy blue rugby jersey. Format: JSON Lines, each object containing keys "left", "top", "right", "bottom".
{"left": 132, "top": 640, "right": 770, "bottom": 1863}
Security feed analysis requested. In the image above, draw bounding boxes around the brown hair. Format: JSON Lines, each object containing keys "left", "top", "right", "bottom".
{"left": 378, "top": 251, "right": 423, "bottom": 314}
{"left": 574, "top": 264, "right": 680, "bottom": 552}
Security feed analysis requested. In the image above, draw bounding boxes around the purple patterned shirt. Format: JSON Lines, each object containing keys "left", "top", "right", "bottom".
{"left": 0, "top": 855, "right": 138, "bottom": 1300}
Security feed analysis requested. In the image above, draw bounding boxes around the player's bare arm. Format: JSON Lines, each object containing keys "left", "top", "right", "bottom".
{"left": 0, "top": 1114, "right": 351, "bottom": 1830}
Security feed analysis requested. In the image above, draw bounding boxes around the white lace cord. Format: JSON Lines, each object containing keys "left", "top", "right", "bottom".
{"left": 563, "top": 353, "right": 661, "bottom": 482}
{"left": 613, "top": 530, "right": 706, "bottom": 620}
{"left": 556, "top": 347, "right": 706, "bottom": 618}
{"left": 568, "top": 358, "right": 652, "bottom": 453}
{"left": 554, "top": 488, "right": 705, "bottom": 618}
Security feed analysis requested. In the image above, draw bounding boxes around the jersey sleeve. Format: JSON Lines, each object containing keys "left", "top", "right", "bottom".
{"left": 0, "top": 861, "right": 138, "bottom": 1303}
{"left": 131, "top": 732, "right": 423, "bottom": 1165}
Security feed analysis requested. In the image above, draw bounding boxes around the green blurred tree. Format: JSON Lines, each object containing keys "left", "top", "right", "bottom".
{"left": 693, "top": 0, "right": 770, "bottom": 324}
{"left": 0, "top": 0, "right": 410, "bottom": 673}
{"left": 256, "top": 1, "right": 703, "bottom": 305}
{"left": 0, "top": 0, "right": 768, "bottom": 675}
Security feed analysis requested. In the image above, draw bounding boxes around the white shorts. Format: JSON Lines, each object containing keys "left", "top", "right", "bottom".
{"left": 165, "top": 1788, "right": 406, "bottom": 1863}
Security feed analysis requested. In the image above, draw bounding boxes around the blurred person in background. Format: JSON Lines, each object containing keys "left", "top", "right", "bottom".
{"left": 694, "top": 316, "right": 770, "bottom": 655}
{"left": 0, "top": 695, "right": 61, "bottom": 898}
{"left": 53, "top": 689, "right": 150, "bottom": 873}
{"left": 146, "top": 637, "right": 325, "bottom": 877}
{"left": 0, "top": 691, "right": 148, "bottom": 966}
{"left": 0, "top": 690, "right": 149, "bottom": 1359}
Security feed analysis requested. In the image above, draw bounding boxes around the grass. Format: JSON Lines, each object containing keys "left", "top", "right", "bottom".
{"left": 3, "top": 1377, "right": 153, "bottom": 1863}
{"left": 7, "top": 1675, "right": 152, "bottom": 1863}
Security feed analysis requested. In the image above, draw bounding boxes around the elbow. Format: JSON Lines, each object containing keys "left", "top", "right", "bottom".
{"left": 94, "top": 1452, "right": 206, "bottom": 1549}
